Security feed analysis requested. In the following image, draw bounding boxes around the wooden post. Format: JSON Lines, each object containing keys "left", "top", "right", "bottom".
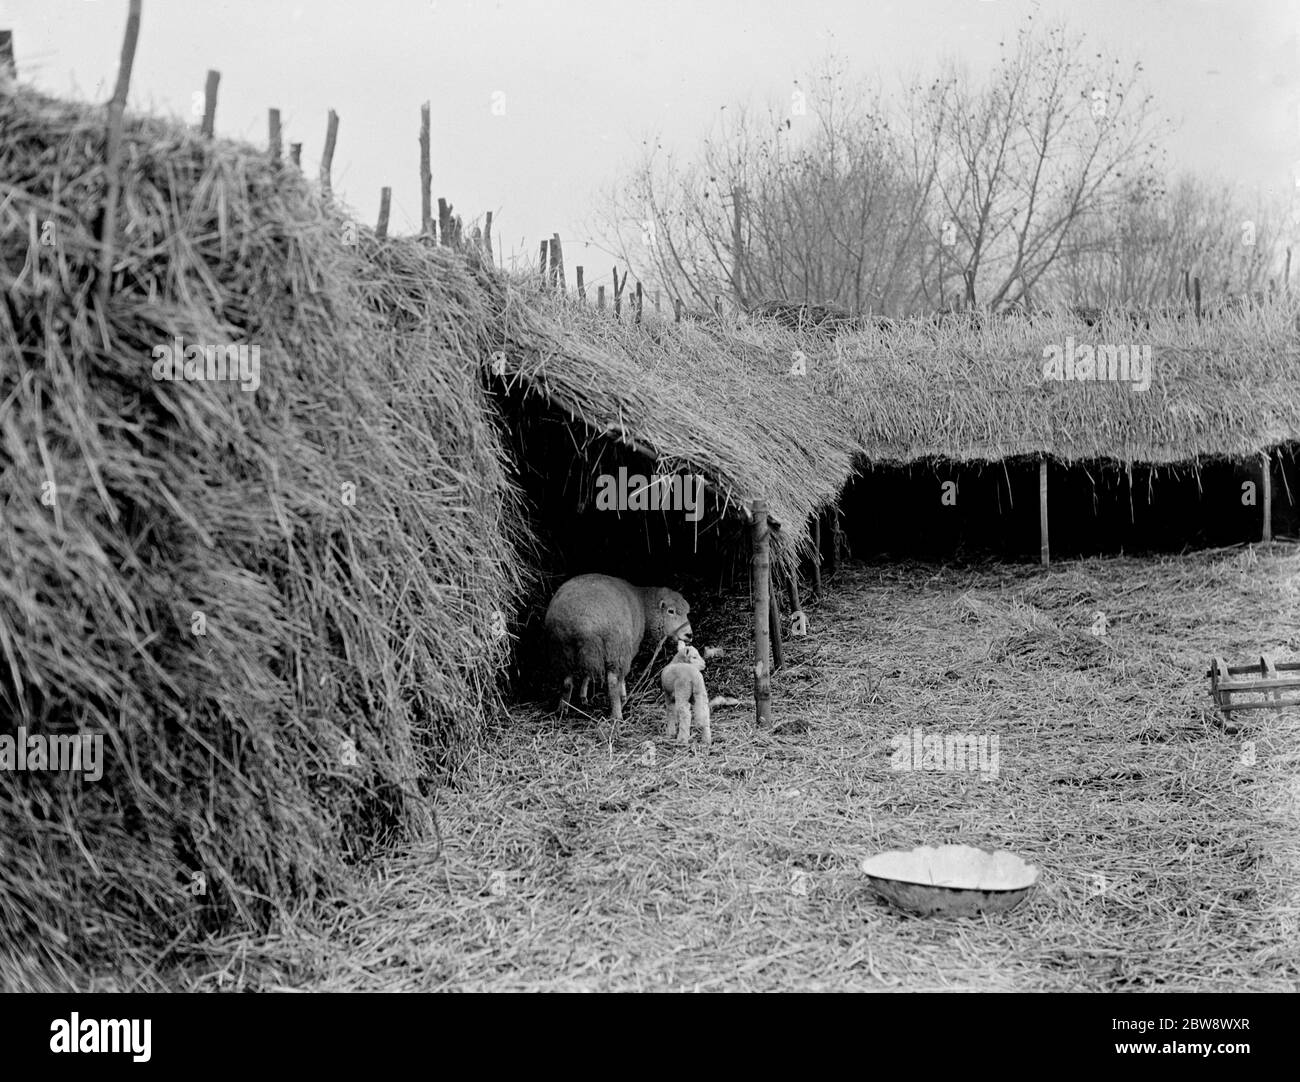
{"left": 268, "top": 108, "right": 281, "bottom": 166}
{"left": 0, "top": 30, "right": 14, "bottom": 78}
{"left": 200, "top": 69, "right": 219, "bottom": 137}
{"left": 550, "top": 232, "right": 564, "bottom": 292}
{"left": 597, "top": 284, "right": 606, "bottom": 310}
{"left": 576, "top": 266, "right": 585, "bottom": 303}
{"left": 613, "top": 267, "right": 626, "bottom": 318}
{"left": 788, "top": 567, "right": 803, "bottom": 620}
{"left": 320, "top": 109, "right": 339, "bottom": 200}
{"left": 539, "top": 241, "right": 549, "bottom": 289}
{"left": 551, "top": 231, "right": 566, "bottom": 291}
{"left": 635, "top": 280, "right": 643, "bottom": 324}
{"left": 290, "top": 142, "right": 302, "bottom": 167}
{"left": 1193, "top": 276, "right": 1202, "bottom": 323}
{"left": 376, "top": 187, "right": 391, "bottom": 240}
{"left": 1182, "top": 268, "right": 1190, "bottom": 304}
{"left": 438, "top": 198, "right": 453, "bottom": 246}
{"left": 751, "top": 500, "right": 773, "bottom": 726}
{"left": 1261, "top": 451, "right": 1272, "bottom": 543}
{"left": 768, "top": 577, "right": 784, "bottom": 671}
{"left": 419, "top": 103, "right": 432, "bottom": 237}
{"left": 96, "top": 0, "right": 142, "bottom": 310}
{"left": 824, "top": 508, "right": 838, "bottom": 577}
{"left": 1039, "top": 458, "right": 1050, "bottom": 566}
{"left": 483, "top": 211, "right": 494, "bottom": 266}
{"left": 675, "top": 298, "right": 684, "bottom": 323}
{"left": 810, "top": 514, "right": 822, "bottom": 596}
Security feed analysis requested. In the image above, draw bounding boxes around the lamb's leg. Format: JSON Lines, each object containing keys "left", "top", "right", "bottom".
{"left": 675, "top": 696, "right": 691, "bottom": 744}
{"left": 694, "top": 694, "right": 711, "bottom": 746}
{"left": 558, "top": 675, "right": 574, "bottom": 716}
{"left": 607, "top": 670, "right": 624, "bottom": 722}
{"left": 578, "top": 675, "right": 591, "bottom": 704}
{"left": 664, "top": 700, "right": 676, "bottom": 739}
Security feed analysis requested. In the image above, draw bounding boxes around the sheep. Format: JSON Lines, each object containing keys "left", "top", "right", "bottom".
{"left": 544, "top": 573, "right": 692, "bottom": 722}
{"left": 661, "top": 640, "right": 711, "bottom": 745}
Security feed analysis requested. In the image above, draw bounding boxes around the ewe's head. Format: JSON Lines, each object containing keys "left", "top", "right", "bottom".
{"left": 650, "top": 588, "right": 692, "bottom": 643}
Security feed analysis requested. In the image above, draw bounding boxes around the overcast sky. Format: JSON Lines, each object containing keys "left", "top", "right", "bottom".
{"left": 4, "top": 0, "right": 1297, "bottom": 283}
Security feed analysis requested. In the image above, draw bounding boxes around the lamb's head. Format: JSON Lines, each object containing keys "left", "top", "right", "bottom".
{"left": 645, "top": 587, "right": 691, "bottom": 645}
{"left": 670, "top": 641, "right": 706, "bottom": 672}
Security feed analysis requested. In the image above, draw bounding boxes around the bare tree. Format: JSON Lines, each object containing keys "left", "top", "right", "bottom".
{"left": 594, "top": 62, "right": 937, "bottom": 315}
{"left": 917, "top": 19, "right": 1168, "bottom": 310}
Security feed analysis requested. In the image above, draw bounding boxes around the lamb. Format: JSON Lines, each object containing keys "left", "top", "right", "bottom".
{"left": 661, "top": 640, "right": 711, "bottom": 745}
{"left": 544, "top": 573, "right": 692, "bottom": 722}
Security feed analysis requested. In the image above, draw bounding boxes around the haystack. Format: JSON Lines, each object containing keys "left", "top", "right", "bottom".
{"left": 0, "top": 84, "right": 524, "bottom": 985}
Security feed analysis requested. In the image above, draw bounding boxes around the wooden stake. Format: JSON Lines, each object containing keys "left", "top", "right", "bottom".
{"left": 0, "top": 30, "right": 15, "bottom": 78}
{"left": 1182, "top": 268, "right": 1190, "bottom": 303}
{"left": 635, "top": 280, "right": 643, "bottom": 324}
{"left": 320, "top": 109, "right": 339, "bottom": 199}
{"left": 483, "top": 210, "right": 494, "bottom": 265}
{"left": 290, "top": 142, "right": 302, "bottom": 167}
{"left": 96, "top": 0, "right": 141, "bottom": 310}
{"left": 438, "top": 198, "right": 452, "bottom": 246}
{"left": 268, "top": 108, "right": 281, "bottom": 166}
{"left": 597, "top": 284, "right": 606, "bottom": 310}
{"left": 751, "top": 500, "right": 773, "bottom": 727}
{"left": 768, "top": 581, "right": 784, "bottom": 671}
{"left": 576, "top": 266, "right": 585, "bottom": 303}
{"left": 1039, "top": 458, "right": 1050, "bottom": 566}
{"left": 550, "top": 232, "right": 564, "bottom": 291}
{"left": 376, "top": 187, "right": 391, "bottom": 240}
{"left": 613, "top": 266, "right": 626, "bottom": 318}
{"left": 1261, "top": 451, "right": 1273, "bottom": 543}
{"left": 539, "top": 241, "right": 550, "bottom": 289}
{"left": 200, "top": 69, "right": 219, "bottom": 137}
{"left": 675, "top": 298, "right": 683, "bottom": 322}
{"left": 824, "top": 509, "right": 838, "bottom": 577}
{"left": 419, "top": 103, "right": 432, "bottom": 237}
{"left": 1193, "top": 276, "right": 1202, "bottom": 323}
{"left": 810, "top": 514, "right": 822, "bottom": 596}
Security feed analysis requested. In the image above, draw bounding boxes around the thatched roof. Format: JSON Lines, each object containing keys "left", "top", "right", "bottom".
{"left": 815, "top": 309, "right": 1300, "bottom": 465}
{"left": 493, "top": 299, "right": 859, "bottom": 571}
{"left": 544, "top": 300, "right": 1299, "bottom": 473}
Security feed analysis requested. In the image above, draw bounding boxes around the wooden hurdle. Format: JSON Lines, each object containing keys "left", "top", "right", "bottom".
{"left": 1208, "top": 656, "right": 1300, "bottom": 724}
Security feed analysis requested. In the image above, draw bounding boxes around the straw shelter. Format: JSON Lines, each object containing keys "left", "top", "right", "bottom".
{"left": 0, "top": 84, "right": 529, "bottom": 982}
{"left": 3, "top": 69, "right": 1297, "bottom": 987}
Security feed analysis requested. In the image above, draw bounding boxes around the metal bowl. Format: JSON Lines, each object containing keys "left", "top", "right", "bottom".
{"left": 861, "top": 844, "right": 1039, "bottom": 917}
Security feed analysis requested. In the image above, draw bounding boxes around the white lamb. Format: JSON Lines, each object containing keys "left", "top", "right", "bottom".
{"left": 660, "top": 641, "right": 711, "bottom": 745}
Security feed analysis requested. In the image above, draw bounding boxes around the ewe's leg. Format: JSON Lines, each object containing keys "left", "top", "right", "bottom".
{"left": 578, "top": 675, "right": 591, "bottom": 704}
{"left": 558, "top": 675, "right": 574, "bottom": 715}
{"left": 607, "top": 670, "right": 624, "bottom": 722}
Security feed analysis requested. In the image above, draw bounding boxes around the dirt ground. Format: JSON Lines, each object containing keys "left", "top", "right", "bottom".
{"left": 222, "top": 545, "right": 1300, "bottom": 991}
